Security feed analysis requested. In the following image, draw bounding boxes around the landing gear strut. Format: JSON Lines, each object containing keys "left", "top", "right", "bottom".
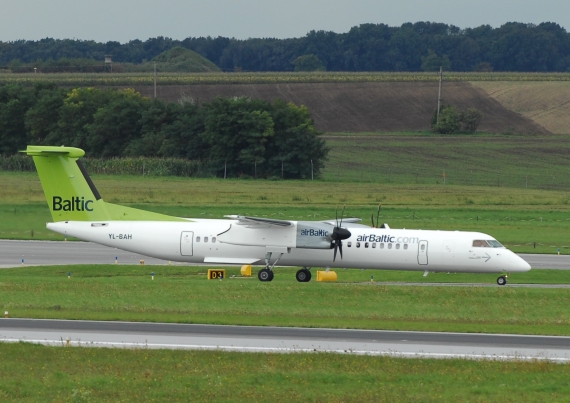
{"left": 296, "top": 267, "right": 312, "bottom": 282}
{"left": 497, "top": 275, "right": 508, "bottom": 286}
{"left": 257, "top": 251, "right": 285, "bottom": 282}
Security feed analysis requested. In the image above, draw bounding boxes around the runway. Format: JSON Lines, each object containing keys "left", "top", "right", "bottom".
{"left": 0, "top": 240, "right": 569, "bottom": 269}
{"left": 1, "top": 318, "right": 570, "bottom": 361}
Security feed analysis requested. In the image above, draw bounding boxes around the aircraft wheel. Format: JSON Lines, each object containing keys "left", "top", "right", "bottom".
{"left": 258, "top": 268, "right": 274, "bottom": 282}
{"left": 497, "top": 275, "right": 508, "bottom": 286}
{"left": 296, "top": 268, "right": 312, "bottom": 282}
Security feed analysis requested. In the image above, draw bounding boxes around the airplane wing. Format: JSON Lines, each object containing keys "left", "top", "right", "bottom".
{"left": 224, "top": 215, "right": 293, "bottom": 228}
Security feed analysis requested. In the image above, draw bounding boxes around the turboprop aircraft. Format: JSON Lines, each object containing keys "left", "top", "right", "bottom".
{"left": 23, "top": 145, "right": 531, "bottom": 285}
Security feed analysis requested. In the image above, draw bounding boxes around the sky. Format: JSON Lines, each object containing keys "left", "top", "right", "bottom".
{"left": 1, "top": 0, "right": 569, "bottom": 43}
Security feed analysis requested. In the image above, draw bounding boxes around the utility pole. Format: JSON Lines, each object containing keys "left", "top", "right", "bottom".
{"left": 436, "top": 66, "right": 443, "bottom": 124}
{"left": 153, "top": 61, "right": 157, "bottom": 99}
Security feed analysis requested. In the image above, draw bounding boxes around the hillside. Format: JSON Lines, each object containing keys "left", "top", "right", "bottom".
{"left": 132, "top": 82, "right": 550, "bottom": 134}
{"left": 473, "top": 81, "right": 570, "bottom": 134}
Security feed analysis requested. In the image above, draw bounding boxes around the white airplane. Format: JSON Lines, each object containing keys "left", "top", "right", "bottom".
{"left": 23, "top": 145, "right": 531, "bottom": 285}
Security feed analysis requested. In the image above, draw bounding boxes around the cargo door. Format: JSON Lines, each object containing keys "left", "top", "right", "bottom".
{"left": 180, "top": 231, "right": 194, "bottom": 256}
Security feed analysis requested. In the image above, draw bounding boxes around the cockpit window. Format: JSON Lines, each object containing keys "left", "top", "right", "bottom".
{"left": 472, "top": 239, "right": 504, "bottom": 248}
{"left": 487, "top": 240, "right": 504, "bottom": 248}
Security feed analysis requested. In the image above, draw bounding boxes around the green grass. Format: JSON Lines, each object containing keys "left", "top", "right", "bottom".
{"left": 2, "top": 171, "right": 570, "bottom": 253}
{"left": 2, "top": 265, "right": 570, "bottom": 335}
{"left": 323, "top": 133, "right": 570, "bottom": 190}
{"left": 1, "top": 342, "right": 569, "bottom": 402}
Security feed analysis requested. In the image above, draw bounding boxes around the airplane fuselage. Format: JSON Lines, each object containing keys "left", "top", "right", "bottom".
{"left": 48, "top": 219, "right": 531, "bottom": 274}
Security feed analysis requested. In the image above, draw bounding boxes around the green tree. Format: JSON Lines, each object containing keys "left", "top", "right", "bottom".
{"left": 293, "top": 54, "right": 326, "bottom": 71}
{"left": 85, "top": 89, "right": 148, "bottom": 157}
{"left": 24, "top": 83, "right": 66, "bottom": 144}
{"left": 431, "top": 105, "right": 461, "bottom": 134}
{"left": 421, "top": 50, "right": 451, "bottom": 71}
{"left": 47, "top": 87, "right": 116, "bottom": 149}
{"left": 202, "top": 97, "right": 274, "bottom": 177}
{"left": 266, "top": 100, "right": 328, "bottom": 179}
{"left": 460, "top": 108, "right": 484, "bottom": 133}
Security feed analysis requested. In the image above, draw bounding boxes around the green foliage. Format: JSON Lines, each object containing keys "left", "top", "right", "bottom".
{"left": 150, "top": 46, "right": 221, "bottom": 72}
{"left": 0, "top": 84, "right": 328, "bottom": 178}
{"left": 293, "top": 54, "right": 326, "bottom": 71}
{"left": 421, "top": 50, "right": 451, "bottom": 71}
{"left": 431, "top": 105, "right": 483, "bottom": 134}
{"left": 1, "top": 22, "right": 570, "bottom": 72}
{"left": 460, "top": 107, "right": 484, "bottom": 132}
{"left": 431, "top": 105, "right": 461, "bottom": 134}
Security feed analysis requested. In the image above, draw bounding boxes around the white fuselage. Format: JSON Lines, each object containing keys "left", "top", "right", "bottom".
{"left": 47, "top": 218, "right": 531, "bottom": 274}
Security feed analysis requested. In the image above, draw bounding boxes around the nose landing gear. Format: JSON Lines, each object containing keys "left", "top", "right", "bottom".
{"left": 497, "top": 275, "right": 508, "bottom": 286}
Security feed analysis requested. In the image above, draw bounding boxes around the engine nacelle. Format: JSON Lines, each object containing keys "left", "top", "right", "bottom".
{"left": 295, "top": 221, "right": 333, "bottom": 249}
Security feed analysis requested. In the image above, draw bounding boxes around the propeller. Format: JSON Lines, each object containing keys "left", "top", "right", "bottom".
{"left": 330, "top": 205, "right": 351, "bottom": 261}
{"left": 371, "top": 204, "right": 381, "bottom": 228}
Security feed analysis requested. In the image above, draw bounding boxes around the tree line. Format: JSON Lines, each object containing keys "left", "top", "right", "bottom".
{"left": 0, "top": 83, "right": 328, "bottom": 179}
{"left": 1, "top": 22, "right": 569, "bottom": 72}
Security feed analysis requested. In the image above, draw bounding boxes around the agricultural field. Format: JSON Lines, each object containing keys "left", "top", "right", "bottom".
{"left": 1, "top": 71, "right": 570, "bottom": 87}
{"left": 1, "top": 71, "right": 569, "bottom": 133}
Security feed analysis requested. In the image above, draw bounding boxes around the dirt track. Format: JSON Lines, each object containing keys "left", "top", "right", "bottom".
{"left": 132, "top": 82, "right": 549, "bottom": 134}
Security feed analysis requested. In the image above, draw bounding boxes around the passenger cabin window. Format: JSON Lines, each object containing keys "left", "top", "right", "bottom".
{"left": 196, "top": 236, "right": 201, "bottom": 242}
{"left": 204, "top": 237, "right": 209, "bottom": 243}
{"left": 404, "top": 244, "right": 408, "bottom": 250}
{"left": 380, "top": 243, "right": 385, "bottom": 249}
{"left": 421, "top": 244, "right": 425, "bottom": 251}
{"left": 372, "top": 243, "right": 377, "bottom": 248}
{"left": 347, "top": 242, "right": 352, "bottom": 247}
{"left": 365, "top": 242, "right": 369, "bottom": 248}
{"left": 212, "top": 237, "right": 216, "bottom": 243}
{"left": 388, "top": 244, "right": 392, "bottom": 250}
{"left": 396, "top": 244, "right": 400, "bottom": 250}
{"left": 356, "top": 242, "right": 361, "bottom": 248}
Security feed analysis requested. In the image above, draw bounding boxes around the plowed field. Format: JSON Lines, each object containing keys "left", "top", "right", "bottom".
{"left": 131, "top": 82, "right": 550, "bottom": 134}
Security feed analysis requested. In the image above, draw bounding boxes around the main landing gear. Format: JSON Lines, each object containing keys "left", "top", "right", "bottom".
{"left": 258, "top": 268, "right": 274, "bottom": 282}
{"left": 497, "top": 275, "right": 508, "bottom": 286}
{"left": 257, "top": 251, "right": 285, "bottom": 282}
{"left": 296, "top": 267, "right": 312, "bottom": 282}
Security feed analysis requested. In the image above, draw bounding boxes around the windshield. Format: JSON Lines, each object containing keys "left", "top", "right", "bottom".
{"left": 472, "top": 239, "right": 505, "bottom": 248}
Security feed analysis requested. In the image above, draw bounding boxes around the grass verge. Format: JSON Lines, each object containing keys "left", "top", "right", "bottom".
{"left": 1, "top": 342, "right": 569, "bottom": 402}
{"left": 1, "top": 265, "right": 569, "bottom": 335}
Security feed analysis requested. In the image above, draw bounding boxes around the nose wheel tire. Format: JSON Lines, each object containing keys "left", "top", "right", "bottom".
{"left": 258, "top": 268, "right": 274, "bottom": 282}
{"left": 497, "top": 275, "right": 508, "bottom": 286}
{"left": 296, "top": 268, "right": 312, "bottom": 282}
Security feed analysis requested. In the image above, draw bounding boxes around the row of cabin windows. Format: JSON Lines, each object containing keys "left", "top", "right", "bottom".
{"left": 347, "top": 241, "right": 409, "bottom": 250}
{"left": 196, "top": 236, "right": 216, "bottom": 243}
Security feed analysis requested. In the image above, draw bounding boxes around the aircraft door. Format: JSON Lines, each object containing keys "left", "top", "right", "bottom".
{"left": 417, "top": 240, "right": 428, "bottom": 265}
{"left": 180, "top": 231, "right": 194, "bottom": 256}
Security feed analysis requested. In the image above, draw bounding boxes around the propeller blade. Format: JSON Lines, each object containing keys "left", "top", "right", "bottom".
{"left": 333, "top": 243, "right": 338, "bottom": 261}
{"left": 338, "top": 241, "right": 343, "bottom": 259}
{"left": 340, "top": 205, "right": 346, "bottom": 228}
{"left": 376, "top": 204, "right": 381, "bottom": 228}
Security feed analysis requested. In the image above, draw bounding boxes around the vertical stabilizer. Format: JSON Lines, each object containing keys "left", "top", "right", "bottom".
{"left": 22, "top": 145, "right": 186, "bottom": 222}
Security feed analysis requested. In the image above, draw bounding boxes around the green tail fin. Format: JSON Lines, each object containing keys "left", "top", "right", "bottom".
{"left": 22, "top": 145, "right": 186, "bottom": 222}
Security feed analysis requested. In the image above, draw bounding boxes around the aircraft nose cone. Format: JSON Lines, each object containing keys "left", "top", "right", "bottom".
{"left": 512, "top": 254, "right": 531, "bottom": 272}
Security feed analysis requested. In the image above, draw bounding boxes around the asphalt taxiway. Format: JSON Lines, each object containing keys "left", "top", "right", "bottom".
{"left": 1, "top": 319, "right": 569, "bottom": 361}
